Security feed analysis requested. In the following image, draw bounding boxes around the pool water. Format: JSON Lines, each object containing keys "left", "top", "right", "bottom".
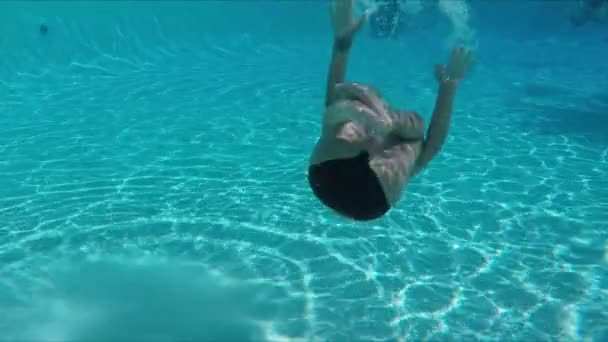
{"left": 1, "top": 1, "right": 607, "bottom": 341}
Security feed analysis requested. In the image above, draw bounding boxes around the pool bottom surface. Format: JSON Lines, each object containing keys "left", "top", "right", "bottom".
{"left": 1, "top": 34, "right": 607, "bottom": 341}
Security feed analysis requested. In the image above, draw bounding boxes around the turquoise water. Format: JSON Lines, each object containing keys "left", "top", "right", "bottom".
{"left": 1, "top": 1, "right": 607, "bottom": 341}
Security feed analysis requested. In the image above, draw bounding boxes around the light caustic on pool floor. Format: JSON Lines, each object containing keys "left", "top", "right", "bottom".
{"left": 1, "top": 36, "right": 608, "bottom": 341}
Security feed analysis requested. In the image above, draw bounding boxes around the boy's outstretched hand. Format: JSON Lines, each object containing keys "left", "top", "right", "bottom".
{"left": 435, "top": 46, "right": 475, "bottom": 86}
{"left": 330, "top": 0, "right": 367, "bottom": 41}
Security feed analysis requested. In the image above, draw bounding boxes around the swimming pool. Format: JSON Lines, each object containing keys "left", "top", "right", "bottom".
{"left": 1, "top": 1, "right": 607, "bottom": 341}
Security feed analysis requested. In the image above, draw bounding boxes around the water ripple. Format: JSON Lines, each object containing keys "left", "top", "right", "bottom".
{"left": 1, "top": 30, "right": 607, "bottom": 341}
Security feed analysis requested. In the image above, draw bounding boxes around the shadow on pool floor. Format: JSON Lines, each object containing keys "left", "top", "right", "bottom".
{"left": 507, "top": 89, "right": 608, "bottom": 144}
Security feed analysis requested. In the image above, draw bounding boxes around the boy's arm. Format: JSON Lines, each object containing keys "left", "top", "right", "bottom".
{"left": 414, "top": 46, "right": 473, "bottom": 175}
{"left": 324, "top": 0, "right": 366, "bottom": 107}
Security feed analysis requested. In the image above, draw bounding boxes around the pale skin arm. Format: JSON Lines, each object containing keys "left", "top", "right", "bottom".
{"left": 325, "top": 41, "right": 353, "bottom": 107}
{"left": 368, "top": 47, "right": 473, "bottom": 204}
{"left": 323, "top": 1, "right": 397, "bottom": 138}
{"left": 322, "top": 0, "right": 394, "bottom": 144}
{"left": 413, "top": 82, "right": 457, "bottom": 174}
{"left": 325, "top": 0, "right": 365, "bottom": 107}
{"left": 413, "top": 46, "right": 474, "bottom": 175}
